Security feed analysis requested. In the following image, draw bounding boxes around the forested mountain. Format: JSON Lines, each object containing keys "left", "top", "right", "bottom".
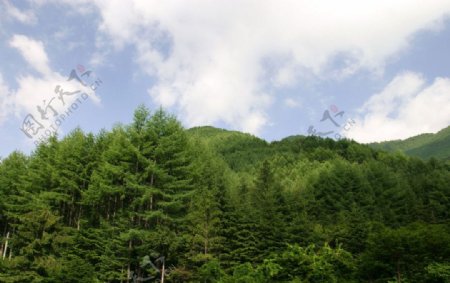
{"left": 369, "top": 126, "right": 450, "bottom": 160}
{"left": 1, "top": 106, "right": 450, "bottom": 282}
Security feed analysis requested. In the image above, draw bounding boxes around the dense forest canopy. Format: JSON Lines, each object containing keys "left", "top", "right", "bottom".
{"left": 1, "top": 106, "right": 450, "bottom": 282}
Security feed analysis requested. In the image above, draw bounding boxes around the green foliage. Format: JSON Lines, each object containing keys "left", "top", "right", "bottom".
{"left": 426, "top": 262, "right": 450, "bottom": 282}
{"left": 360, "top": 223, "right": 450, "bottom": 282}
{"left": 274, "top": 243, "right": 356, "bottom": 283}
{"left": 1, "top": 109, "right": 449, "bottom": 282}
{"left": 370, "top": 125, "right": 450, "bottom": 160}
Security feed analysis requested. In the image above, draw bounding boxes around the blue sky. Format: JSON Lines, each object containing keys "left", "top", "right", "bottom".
{"left": 1, "top": 0, "right": 450, "bottom": 158}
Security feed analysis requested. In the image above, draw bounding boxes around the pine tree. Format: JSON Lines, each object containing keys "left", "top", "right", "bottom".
{"left": 251, "top": 160, "right": 286, "bottom": 261}
{"left": 53, "top": 128, "right": 98, "bottom": 229}
{"left": 187, "top": 146, "right": 226, "bottom": 274}
{"left": 0, "top": 151, "right": 29, "bottom": 263}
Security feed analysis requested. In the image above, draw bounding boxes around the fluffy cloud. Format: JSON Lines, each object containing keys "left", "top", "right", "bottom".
{"left": 347, "top": 72, "right": 450, "bottom": 142}
{"left": 7, "top": 34, "right": 101, "bottom": 142}
{"left": 9, "top": 34, "right": 51, "bottom": 75}
{"left": 85, "top": 0, "right": 450, "bottom": 134}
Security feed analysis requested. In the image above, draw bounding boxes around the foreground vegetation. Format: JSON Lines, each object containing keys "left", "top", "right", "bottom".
{"left": 1, "top": 106, "right": 449, "bottom": 282}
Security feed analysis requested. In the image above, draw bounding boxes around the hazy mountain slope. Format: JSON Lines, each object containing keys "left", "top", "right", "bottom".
{"left": 369, "top": 125, "right": 450, "bottom": 160}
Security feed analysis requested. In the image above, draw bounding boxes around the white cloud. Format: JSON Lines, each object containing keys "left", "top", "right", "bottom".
{"left": 57, "top": 0, "right": 450, "bottom": 134}
{"left": 347, "top": 72, "right": 450, "bottom": 142}
{"left": 8, "top": 34, "right": 100, "bottom": 104}
{"left": 284, "top": 98, "right": 302, "bottom": 109}
{"left": 2, "top": 0, "right": 37, "bottom": 25}
{"left": 7, "top": 34, "right": 101, "bottom": 143}
{"left": 9, "top": 35, "right": 51, "bottom": 75}
{"left": 13, "top": 73, "right": 99, "bottom": 117}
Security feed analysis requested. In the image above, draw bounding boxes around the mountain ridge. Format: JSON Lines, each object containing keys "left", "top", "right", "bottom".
{"left": 187, "top": 125, "right": 450, "bottom": 161}
{"left": 368, "top": 125, "right": 450, "bottom": 160}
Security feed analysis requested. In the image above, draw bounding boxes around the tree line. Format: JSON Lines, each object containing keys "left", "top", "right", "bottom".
{"left": 1, "top": 106, "right": 449, "bottom": 282}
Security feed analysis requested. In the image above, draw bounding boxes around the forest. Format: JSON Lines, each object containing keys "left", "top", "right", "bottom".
{"left": 0, "top": 105, "right": 449, "bottom": 282}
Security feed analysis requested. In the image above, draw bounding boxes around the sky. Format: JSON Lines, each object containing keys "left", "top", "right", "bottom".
{"left": 1, "top": 0, "right": 450, "bottom": 158}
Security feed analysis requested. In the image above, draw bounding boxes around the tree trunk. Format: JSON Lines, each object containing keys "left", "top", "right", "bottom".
{"left": 2, "top": 232, "right": 9, "bottom": 260}
{"left": 161, "top": 257, "right": 165, "bottom": 283}
{"left": 396, "top": 260, "right": 401, "bottom": 283}
{"left": 150, "top": 195, "right": 153, "bottom": 211}
{"left": 127, "top": 239, "right": 132, "bottom": 283}
{"left": 77, "top": 207, "right": 82, "bottom": 230}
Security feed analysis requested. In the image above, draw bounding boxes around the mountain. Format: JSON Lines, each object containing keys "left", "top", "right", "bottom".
{"left": 369, "top": 125, "right": 450, "bottom": 160}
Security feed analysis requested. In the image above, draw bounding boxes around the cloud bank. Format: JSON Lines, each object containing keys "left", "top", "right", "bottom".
{"left": 88, "top": 0, "right": 450, "bottom": 134}
{"left": 348, "top": 72, "right": 450, "bottom": 142}
{"left": 2, "top": 1, "right": 450, "bottom": 142}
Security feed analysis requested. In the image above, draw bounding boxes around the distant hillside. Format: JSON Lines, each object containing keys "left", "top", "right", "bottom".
{"left": 187, "top": 126, "right": 379, "bottom": 169}
{"left": 369, "top": 125, "right": 450, "bottom": 160}
{"left": 186, "top": 126, "right": 272, "bottom": 170}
